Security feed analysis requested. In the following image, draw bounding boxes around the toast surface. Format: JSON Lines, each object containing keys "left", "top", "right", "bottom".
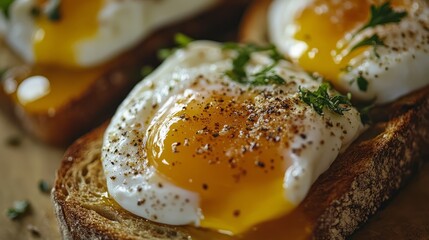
{"left": 52, "top": 83, "right": 429, "bottom": 239}
{"left": 0, "top": 0, "right": 249, "bottom": 146}
{"left": 239, "top": 1, "right": 429, "bottom": 237}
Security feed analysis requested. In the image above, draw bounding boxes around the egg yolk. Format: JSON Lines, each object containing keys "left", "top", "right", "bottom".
{"left": 146, "top": 90, "right": 297, "bottom": 234}
{"left": 292, "top": 0, "right": 407, "bottom": 83}
{"left": 4, "top": 0, "right": 118, "bottom": 112}
{"left": 6, "top": 65, "right": 105, "bottom": 112}
{"left": 33, "top": 0, "right": 103, "bottom": 68}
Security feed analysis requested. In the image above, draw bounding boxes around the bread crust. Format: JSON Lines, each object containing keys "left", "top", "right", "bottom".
{"left": 0, "top": 0, "right": 249, "bottom": 146}
{"left": 238, "top": 1, "right": 429, "bottom": 237}
{"left": 239, "top": 0, "right": 272, "bottom": 44}
{"left": 52, "top": 83, "right": 429, "bottom": 239}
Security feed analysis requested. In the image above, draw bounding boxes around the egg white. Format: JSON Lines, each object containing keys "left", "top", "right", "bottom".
{"left": 102, "top": 41, "right": 364, "bottom": 227}
{"left": 269, "top": 0, "right": 429, "bottom": 104}
{"left": 0, "top": 0, "right": 216, "bottom": 67}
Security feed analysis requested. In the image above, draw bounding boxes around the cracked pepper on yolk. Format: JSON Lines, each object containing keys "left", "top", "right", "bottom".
{"left": 146, "top": 90, "right": 297, "bottom": 234}
{"left": 293, "top": 0, "right": 407, "bottom": 82}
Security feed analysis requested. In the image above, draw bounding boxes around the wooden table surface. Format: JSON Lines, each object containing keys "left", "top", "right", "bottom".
{"left": 0, "top": 112, "right": 62, "bottom": 240}
{"left": 1, "top": 110, "right": 429, "bottom": 240}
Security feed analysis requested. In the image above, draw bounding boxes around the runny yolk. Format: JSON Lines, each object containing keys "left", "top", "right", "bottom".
{"left": 34, "top": 0, "right": 103, "bottom": 67}
{"left": 6, "top": 65, "right": 105, "bottom": 112}
{"left": 146, "top": 91, "right": 295, "bottom": 234}
{"left": 293, "top": 0, "right": 407, "bottom": 83}
{"left": 2, "top": 0, "right": 117, "bottom": 112}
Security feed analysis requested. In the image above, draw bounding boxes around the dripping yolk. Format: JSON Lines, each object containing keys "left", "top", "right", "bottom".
{"left": 292, "top": 0, "right": 407, "bottom": 83}
{"left": 33, "top": 0, "right": 103, "bottom": 68}
{"left": 146, "top": 90, "right": 296, "bottom": 234}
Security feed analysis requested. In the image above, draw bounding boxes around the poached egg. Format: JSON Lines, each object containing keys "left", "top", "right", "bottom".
{"left": 269, "top": 0, "right": 429, "bottom": 104}
{"left": 0, "top": 0, "right": 216, "bottom": 68}
{"left": 0, "top": 0, "right": 216, "bottom": 112}
{"left": 102, "top": 41, "right": 364, "bottom": 235}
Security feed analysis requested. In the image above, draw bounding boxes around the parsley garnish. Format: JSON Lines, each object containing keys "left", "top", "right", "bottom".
{"left": 223, "top": 43, "right": 286, "bottom": 86}
{"left": 38, "top": 180, "right": 51, "bottom": 194}
{"left": 251, "top": 63, "right": 286, "bottom": 86}
{"left": 158, "top": 33, "right": 194, "bottom": 60}
{"left": 7, "top": 200, "right": 30, "bottom": 220}
{"left": 349, "top": 2, "right": 407, "bottom": 55}
{"left": 5, "top": 135, "right": 21, "bottom": 147}
{"left": 351, "top": 34, "right": 385, "bottom": 58}
{"left": 157, "top": 48, "right": 173, "bottom": 60}
{"left": 356, "top": 1, "right": 407, "bottom": 35}
{"left": 0, "top": 0, "right": 14, "bottom": 18}
{"left": 0, "top": 69, "right": 6, "bottom": 79}
{"left": 299, "top": 83, "right": 351, "bottom": 115}
{"left": 356, "top": 76, "right": 369, "bottom": 91}
{"left": 351, "top": 34, "right": 385, "bottom": 53}
{"left": 174, "top": 33, "right": 193, "bottom": 48}
{"left": 140, "top": 65, "right": 154, "bottom": 78}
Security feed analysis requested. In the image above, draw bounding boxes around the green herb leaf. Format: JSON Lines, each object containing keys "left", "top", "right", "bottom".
{"left": 223, "top": 43, "right": 284, "bottom": 62}
{"left": 5, "top": 135, "right": 21, "bottom": 147}
{"left": 0, "top": 69, "right": 6, "bottom": 79}
{"left": 224, "top": 44, "right": 252, "bottom": 83}
{"left": 157, "top": 48, "right": 173, "bottom": 60}
{"left": 175, "top": 33, "right": 193, "bottom": 48}
{"left": 157, "top": 33, "right": 194, "bottom": 60}
{"left": 356, "top": 1, "right": 407, "bottom": 34}
{"left": 252, "top": 73, "right": 285, "bottom": 86}
{"left": 223, "top": 43, "right": 286, "bottom": 85}
{"left": 0, "top": 0, "right": 14, "bottom": 18}
{"left": 38, "top": 180, "right": 51, "bottom": 194}
{"left": 140, "top": 65, "right": 154, "bottom": 78}
{"left": 251, "top": 64, "right": 285, "bottom": 86}
{"left": 299, "top": 83, "right": 351, "bottom": 115}
{"left": 357, "top": 76, "right": 369, "bottom": 91}
{"left": 351, "top": 34, "right": 385, "bottom": 53}
{"left": 7, "top": 200, "right": 30, "bottom": 220}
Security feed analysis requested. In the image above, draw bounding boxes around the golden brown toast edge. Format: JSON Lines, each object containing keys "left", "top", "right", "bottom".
{"left": 238, "top": 0, "right": 429, "bottom": 237}
{"left": 52, "top": 82, "right": 429, "bottom": 239}
{"left": 238, "top": 0, "right": 271, "bottom": 44}
{"left": 0, "top": 0, "right": 250, "bottom": 147}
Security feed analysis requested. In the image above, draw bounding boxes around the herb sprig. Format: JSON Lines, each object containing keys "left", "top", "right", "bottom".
{"left": 350, "top": 1, "right": 407, "bottom": 54}
{"left": 0, "top": 69, "right": 6, "bottom": 79}
{"left": 158, "top": 33, "right": 194, "bottom": 60}
{"left": 38, "top": 180, "right": 51, "bottom": 194}
{"left": 350, "top": 34, "right": 385, "bottom": 54}
{"left": 140, "top": 65, "right": 154, "bottom": 78}
{"left": 7, "top": 200, "right": 30, "bottom": 220}
{"left": 355, "top": 1, "right": 407, "bottom": 35}
{"left": 222, "top": 43, "right": 286, "bottom": 86}
{"left": 299, "top": 83, "right": 351, "bottom": 115}
{"left": 251, "top": 63, "right": 286, "bottom": 86}
{"left": 0, "top": 0, "right": 14, "bottom": 18}
{"left": 356, "top": 76, "right": 369, "bottom": 92}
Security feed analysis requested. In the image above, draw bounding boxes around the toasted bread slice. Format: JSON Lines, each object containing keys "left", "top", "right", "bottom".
{"left": 52, "top": 83, "right": 429, "bottom": 239}
{"left": 239, "top": 0, "right": 271, "bottom": 45}
{"left": 0, "top": 0, "right": 249, "bottom": 146}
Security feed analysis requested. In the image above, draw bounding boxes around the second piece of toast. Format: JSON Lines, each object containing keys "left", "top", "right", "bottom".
{"left": 0, "top": 0, "right": 250, "bottom": 146}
